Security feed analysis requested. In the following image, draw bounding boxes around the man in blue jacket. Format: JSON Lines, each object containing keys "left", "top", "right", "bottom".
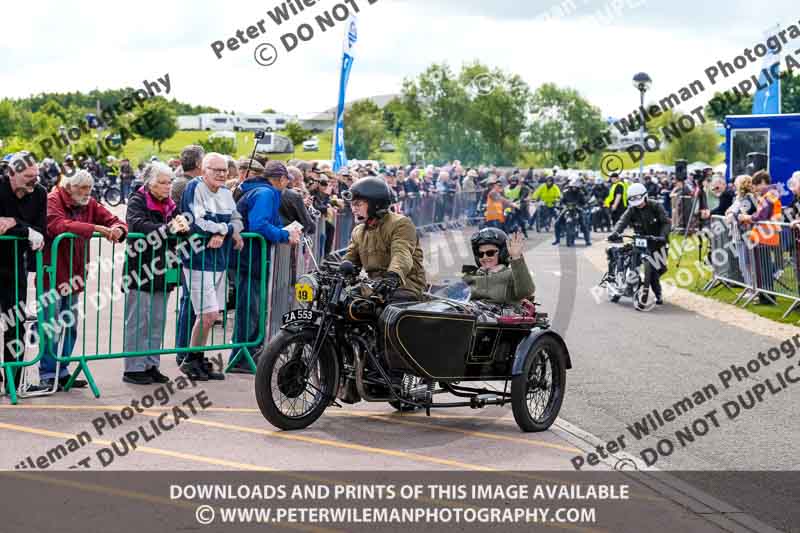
{"left": 229, "top": 160, "right": 301, "bottom": 373}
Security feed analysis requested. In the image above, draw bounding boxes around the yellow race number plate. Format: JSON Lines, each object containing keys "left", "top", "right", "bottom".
{"left": 295, "top": 283, "right": 314, "bottom": 303}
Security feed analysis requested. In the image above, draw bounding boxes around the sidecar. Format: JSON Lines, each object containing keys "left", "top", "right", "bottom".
{"left": 377, "top": 297, "right": 572, "bottom": 432}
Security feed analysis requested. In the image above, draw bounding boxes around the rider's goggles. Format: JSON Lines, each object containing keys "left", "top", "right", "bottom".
{"left": 477, "top": 250, "right": 498, "bottom": 258}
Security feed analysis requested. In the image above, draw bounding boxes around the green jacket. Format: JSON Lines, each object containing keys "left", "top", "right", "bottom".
{"left": 462, "top": 257, "right": 535, "bottom": 305}
{"left": 343, "top": 212, "right": 427, "bottom": 296}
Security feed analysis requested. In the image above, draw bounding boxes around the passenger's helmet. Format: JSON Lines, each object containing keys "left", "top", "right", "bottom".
{"left": 343, "top": 177, "right": 394, "bottom": 220}
{"left": 627, "top": 182, "right": 647, "bottom": 207}
{"left": 470, "top": 227, "right": 510, "bottom": 266}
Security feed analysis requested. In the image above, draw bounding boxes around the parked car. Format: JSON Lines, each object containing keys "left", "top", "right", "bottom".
{"left": 303, "top": 137, "right": 320, "bottom": 152}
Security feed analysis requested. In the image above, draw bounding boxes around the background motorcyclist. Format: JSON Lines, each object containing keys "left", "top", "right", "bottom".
{"left": 462, "top": 228, "right": 535, "bottom": 307}
{"left": 531, "top": 176, "right": 561, "bottom": 229}
{"left": 591, "top": 176, "right": 612, "bottom": 232}
{"left": 343, "top": 177, "right": 427, "bottom": 302}
{"left": 608, "top": 182, "right": 671, "bottom": 305}
{"left": 553, "top": 176, "right": 591, "bottom": 246}
{"left": 503, "top": 174, "right": 529, "bottom": 238}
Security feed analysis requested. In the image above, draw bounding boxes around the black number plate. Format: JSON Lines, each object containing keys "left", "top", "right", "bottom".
{"left": 282, "top": 309, "right": 321, "bottom": 325}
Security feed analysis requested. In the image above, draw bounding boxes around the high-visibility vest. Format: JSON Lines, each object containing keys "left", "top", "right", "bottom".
{"left": 504, "top": 186, "right": 522, "bottom": 201}
{"left": 485, "top": 194, "right": 506, "bottom": 223}
{"left": 604, "top": 182, "right": 628, "bottom": 209}
{"left": 748, "top": 191, "right": 782, "bottom": 247}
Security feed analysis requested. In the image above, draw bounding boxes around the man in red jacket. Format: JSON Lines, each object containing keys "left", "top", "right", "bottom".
{"left": 39, "top": 169, "right": 127, "bottom": 391}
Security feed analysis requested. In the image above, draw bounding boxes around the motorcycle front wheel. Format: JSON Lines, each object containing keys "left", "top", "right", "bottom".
{"left": 255, "top": 329, "right": 339, "bottom": 430}
{"left": 511, "top": 336, "right": 566, "bottom": 432}
{"left": 104, "top": 187, "right": 122, "bottom": 206}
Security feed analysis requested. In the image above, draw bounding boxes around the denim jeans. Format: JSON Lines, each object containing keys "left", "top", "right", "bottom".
{"left": 38, "top": 295, "right": 80, "bottom": 380}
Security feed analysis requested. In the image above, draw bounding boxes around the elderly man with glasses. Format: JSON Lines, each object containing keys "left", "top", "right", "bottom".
{"left": 177, "top": 152, "right": 244, "bottom": 381}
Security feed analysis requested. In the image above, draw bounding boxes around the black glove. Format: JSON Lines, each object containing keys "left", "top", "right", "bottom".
{"left": 374, "top": 271, "right": 402, "bottom": 297}
{"left": 607, "top": 232, "right": 622, "bottom": 243}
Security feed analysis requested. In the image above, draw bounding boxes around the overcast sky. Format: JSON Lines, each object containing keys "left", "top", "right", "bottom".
{"left": 2, "top": 0, "right": 799, "bottom": 118}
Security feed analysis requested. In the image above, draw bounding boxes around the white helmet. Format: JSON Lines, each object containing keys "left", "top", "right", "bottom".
{"left": 568, "top": 176, "right": 581, "bottom": 187}
{"left": 627, "top": 182, "right": 647, "bottom": 207}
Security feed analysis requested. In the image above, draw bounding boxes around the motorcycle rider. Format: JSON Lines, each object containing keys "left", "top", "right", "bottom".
{"left": 343, "top": 177, "right": 427, "bottom": 302}
{"left": 608, "top": 182, "right": 671, "bottom": 305}
{"left": 553, "top": 176, "right": 591, "bottom": 246}
{"left": 531, "top": 175, "right": 561, "bottom": 230}
{"left": 463, "top": 228, "right": 535, "bottom": 307}
{"left": 591, "top": 176, "right": 612, "bottom": 232}
{"left": 503, "top": 174, "right": 529, "bottom": 238}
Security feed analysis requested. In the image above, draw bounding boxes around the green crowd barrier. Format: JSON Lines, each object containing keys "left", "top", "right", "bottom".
{"left": 1, "top": 231, "right": 269, "bottom": 404}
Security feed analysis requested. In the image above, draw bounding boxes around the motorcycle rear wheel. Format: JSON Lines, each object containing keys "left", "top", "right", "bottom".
{"left": 511, "top": 336, "right": 566, "bottom": 432}
{"left": 255, "top": 329, "right": 339, "bottom": 430}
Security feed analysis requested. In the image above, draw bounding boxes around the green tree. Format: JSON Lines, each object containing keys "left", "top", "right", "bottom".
{"left": 662, "top": 110, "right": 720, "bottom": 164}
{"left": 527, "top": 83, "right": 606, "bottom": 168}
{"left": 382, "top": 98, "right": 406, "bottom": 137}
{"left": 780, "top": 70, "right": 800, "bottom": 114}
{"left": 283, "top": 121, "right": 312, "bottom": 146}
{"left": 196, "top": 136, "right": 235, "bottom": 155}
{"left": 395, "top": 62, "right": 530, "bottom": 165}
{"left": 705, "top": 91, "right": 753, "bottom": 122}
{"left": 344, "top": 99, "right": 386, "bottom": 159}
{"left": 132, "top": 100, "right": 177, "bottom": 151}
{"left": 261, "top": 108, "right": 277, "bottom": 114}
{"left": 0, "top": 100, "right": 20, "bottom": 138}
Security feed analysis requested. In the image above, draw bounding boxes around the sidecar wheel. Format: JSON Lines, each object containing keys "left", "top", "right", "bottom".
{"left": 511, "top": 336, "right": 566, "bottom": 432}
{"left": 255, "top": 329, "right": 339, "bottom": 431}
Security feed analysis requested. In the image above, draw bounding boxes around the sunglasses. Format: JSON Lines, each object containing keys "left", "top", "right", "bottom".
{"left": 477, "top": 249, "right": 498, "bottom": 258}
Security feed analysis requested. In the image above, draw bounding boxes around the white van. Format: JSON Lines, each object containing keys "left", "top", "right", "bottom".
{"left": 199, "top": 114, "right": 235, "bottom": 131}
{"left": 234, "top": 114, "right": 272, "bottom": 132}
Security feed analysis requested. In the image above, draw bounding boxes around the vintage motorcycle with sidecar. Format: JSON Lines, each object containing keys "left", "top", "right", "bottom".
{"left": 254, "top": 259, "right": 572, "bottom": 433}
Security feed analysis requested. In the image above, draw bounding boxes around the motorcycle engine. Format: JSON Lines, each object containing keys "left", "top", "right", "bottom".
{"left": 626, "top": 269, "right": 640, "bottom": 285}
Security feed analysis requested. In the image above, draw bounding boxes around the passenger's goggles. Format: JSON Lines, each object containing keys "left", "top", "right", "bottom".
{"left": 477, "top": 250, "right": 498, "bottom": 258}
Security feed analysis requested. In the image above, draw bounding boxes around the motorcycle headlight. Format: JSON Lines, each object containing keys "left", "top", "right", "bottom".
{"left": 295, "top": 273, "right": 319, "bottom": 305}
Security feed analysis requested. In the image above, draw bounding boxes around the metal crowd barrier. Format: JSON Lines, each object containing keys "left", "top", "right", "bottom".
{"left": 2, "top": 232, "right": 268, "bottom": 403}
{"left": 0, "top": 236, "right": 46, "bottom": 404}
{"left": 703, "top": 215, "right": 800, "bottom": 318}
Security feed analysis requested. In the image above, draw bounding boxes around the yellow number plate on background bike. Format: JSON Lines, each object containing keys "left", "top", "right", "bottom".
{"left": 295, "top": 283, "right": 314, "bottom": 302}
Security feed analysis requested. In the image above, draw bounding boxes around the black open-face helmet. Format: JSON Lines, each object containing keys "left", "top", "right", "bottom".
{"left": 470, "top": 227, "right": 510, "bottom": 266}
{"left": 342, "top": 177, "right": 393, "bottom": 221}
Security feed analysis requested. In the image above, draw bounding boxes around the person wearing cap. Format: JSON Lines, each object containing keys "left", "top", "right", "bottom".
{"left": 231, "top": 157, "right": 265, "bottom": 201}
{"left": 227, "top": 160, "right": 301, "bottom": 373}
{"left": 0, "top": 152, "right": 47, "bottom": 392}
{"left": 609, "top": 183, "right": 671, "bottom": 305}
{"left": 604, "top": 172, "right": 628, "bottom": 224}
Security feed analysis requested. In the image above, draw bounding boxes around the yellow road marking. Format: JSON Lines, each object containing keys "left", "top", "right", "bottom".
{"left": 136, "top": 412, "right": 496, "bottom": 471}
{"left": 0, "top": 421, "right": 273, "bottom": 471}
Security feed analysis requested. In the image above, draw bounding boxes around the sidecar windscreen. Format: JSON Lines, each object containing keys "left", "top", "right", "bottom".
{"left": 431, "top": 280, "right": 471, "bottom": 302}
